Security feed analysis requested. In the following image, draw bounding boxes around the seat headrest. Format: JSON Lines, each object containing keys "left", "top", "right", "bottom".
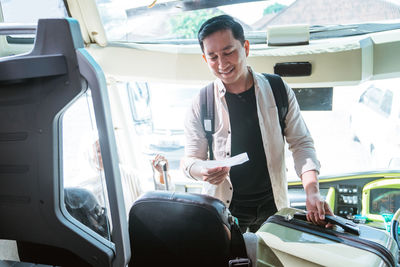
{"left": 129, "top": 191, "right": 232, "bottom": 267}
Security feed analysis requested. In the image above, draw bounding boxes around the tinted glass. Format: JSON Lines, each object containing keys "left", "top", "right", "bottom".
{"left": 370, "top": 188, "right": 400, "bottom": 214}
{"left": 95, "top": 0, "right": 400, "bottom": 43}
{"left": 62, "top": 90, "right": 112, "bottom": 240}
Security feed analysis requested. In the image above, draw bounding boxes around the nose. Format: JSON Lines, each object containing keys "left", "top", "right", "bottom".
{"left": 218, "top": 55, "right": 229, "bottom": 70}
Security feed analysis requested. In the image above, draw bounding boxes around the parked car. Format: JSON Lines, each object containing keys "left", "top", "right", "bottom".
{"left": 350, "top": 79, "right": 400, "bottom": 168}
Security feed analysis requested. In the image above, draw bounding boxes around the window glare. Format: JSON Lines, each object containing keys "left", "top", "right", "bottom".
{"left": 95, "top": 0, "right": 400, "bottom": 43}
{"left": 0, "top": 0, "right": 67, "bottom": 23}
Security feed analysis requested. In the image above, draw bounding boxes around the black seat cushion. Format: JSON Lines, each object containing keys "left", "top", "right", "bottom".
{"left": 128, "top": 191, "right": 232, "bottom": 267}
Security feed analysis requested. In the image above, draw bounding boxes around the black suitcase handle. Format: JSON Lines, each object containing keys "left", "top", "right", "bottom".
{"left": 293, "top": 212, "right": 360, "bottom": 235}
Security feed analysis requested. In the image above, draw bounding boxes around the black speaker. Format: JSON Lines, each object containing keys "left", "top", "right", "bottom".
{"left": 274, "top": 62, "right": 312, "bottom": 77}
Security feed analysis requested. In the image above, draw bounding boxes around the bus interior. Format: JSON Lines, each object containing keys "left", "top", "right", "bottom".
{"left": 0, "top": 0, "right": 400, "bottom": 266}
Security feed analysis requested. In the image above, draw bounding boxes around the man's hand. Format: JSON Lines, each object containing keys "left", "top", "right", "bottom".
{"left": 301, "top": 170, "right": 334, "bottom": 227}
{"left": 306, "top": 192, "right": 334, "bottom": 226}
{"left": 201, "top": 166, "right": 230, "bottom": 185}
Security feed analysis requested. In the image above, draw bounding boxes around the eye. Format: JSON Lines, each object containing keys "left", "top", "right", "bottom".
{"left": 224, "top": 50, "right": 234, "bottom": 56}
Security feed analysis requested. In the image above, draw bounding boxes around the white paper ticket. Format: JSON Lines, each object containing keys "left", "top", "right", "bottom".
{"left": 202, "top": 152, "right": 249, "bottom": 169}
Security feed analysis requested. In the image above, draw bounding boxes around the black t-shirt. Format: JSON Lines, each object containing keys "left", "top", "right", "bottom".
{"left": 225, "top": 85, "right": 273, "bottom": 207}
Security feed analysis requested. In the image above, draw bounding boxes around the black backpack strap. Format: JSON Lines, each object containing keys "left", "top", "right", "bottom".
{"left": 229, "top": 216, "right": 251, "bottom": 266}
{"left": 200, "top": 82, "right": 215, "bottom": 160}
{"left": 262, "top": 73, "right": 288, "bottom": 138}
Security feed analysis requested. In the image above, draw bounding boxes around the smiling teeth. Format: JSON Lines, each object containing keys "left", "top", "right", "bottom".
{"left": 219, "top": 67, "right": 233, "bottom": 74}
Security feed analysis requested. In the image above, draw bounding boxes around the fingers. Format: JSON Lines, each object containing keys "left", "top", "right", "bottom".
{"left": 306, "top": 210, "right": 319, "bottom": 225}
{"left": 323, "top": 202, "right": 334, "bottom": 228}
{"left": 312, "top": 200, "right": 326, "bottom": 225}
{"left": 202, "top": 166, "right": 230, "bottom": 185}
{"left": 316, "top": 199, "right": 326, "bottom": 220}
{"left": 152, "top": 154, "right": 160, "bottom": 166}
{"left": 207, "top": 169, "right": 229, "bottom": 184}
{"left": 306, "top": 193, "right": 331, "bottom": 226}
{"left": 151, "top": 159, "right": 157, "bottom": 169}
{"left": 154, "top": 154, "right": 167, "bottom": 165}
{"left": 324, "top": 201, "right": 334, "bottom": 216}
{"left": 307, "top": 210, "right": 325, "bottom": 226}
{"left": 154, "top": 154, "right": 167, "bottom": 162}
{"left": 306, "top": 200, "right": 335, "bottom": 227}
{"left": 306, "top": 211, "right": 314, "bottom": 224}
{"left": 152, "top": 154, "right": 167, "bottom": 172}
{"left": 325, "top": 222, "right": 334, "bottom": 228}
{"left": 201, "top": 166, "right": 228, "bottom": 176}
{"left": 207, "top": 175, "right": 225, "bottom": 185}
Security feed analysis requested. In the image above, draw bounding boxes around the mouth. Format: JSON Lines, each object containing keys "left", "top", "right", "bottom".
{"left": 219, "top": 66, "right": 234, "bottom": 75}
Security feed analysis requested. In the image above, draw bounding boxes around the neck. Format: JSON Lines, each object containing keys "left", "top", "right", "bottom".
{"left": 225, "top": 70, "right": 253, "bottom": 94}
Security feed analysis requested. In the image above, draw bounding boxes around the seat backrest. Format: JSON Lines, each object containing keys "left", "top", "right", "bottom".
{"left": 0, "top": 18, "right": 129, "bottom": 267}
{"left": 129, "top": 191, "right": 233, "bottom": 267}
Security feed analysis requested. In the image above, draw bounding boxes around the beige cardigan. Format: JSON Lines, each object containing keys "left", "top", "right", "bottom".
{"left": 182, "top": 67, "right": 320, "bottom": 210}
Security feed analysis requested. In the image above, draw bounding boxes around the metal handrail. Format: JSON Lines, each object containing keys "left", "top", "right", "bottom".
{"left": 0, "top": 23, "right": 36, "bottom": 35}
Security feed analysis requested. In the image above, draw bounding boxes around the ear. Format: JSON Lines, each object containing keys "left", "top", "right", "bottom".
{"left": 244, "top": 40, "right": 250, "bottom": 57}
{"left": 202, "top": 54, "right": 208, "bottom": 63}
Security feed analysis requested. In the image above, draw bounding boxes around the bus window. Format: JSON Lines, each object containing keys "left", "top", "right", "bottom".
{"left": 124, "top": 81, "right": 202, "bottom": 192}
{"left": 0, "top": 0, "right": 67, "bottom": 23}
{"left": 0, "top": 0, "right": 67, "bottom": 56}
{"left": 62, "top": 89, "right": 112, "bottom": 241}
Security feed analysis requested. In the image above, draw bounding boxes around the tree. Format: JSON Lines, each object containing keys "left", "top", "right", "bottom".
{"left": 169, "top": 9, "right": 223, "bottom": 39}
{"left": 263, "top": 3, "right": 286, "bottom": 15}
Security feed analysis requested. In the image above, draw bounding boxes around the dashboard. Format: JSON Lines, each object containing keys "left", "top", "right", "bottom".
{"left": 288, "top": 171, "right": 400, "bottom": 226}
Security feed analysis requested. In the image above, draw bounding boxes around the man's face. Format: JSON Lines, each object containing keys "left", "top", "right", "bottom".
{"left": 202, "top": 29, "right": 249, "bottom": 87}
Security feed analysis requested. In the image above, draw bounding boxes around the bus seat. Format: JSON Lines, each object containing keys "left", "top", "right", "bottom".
{"left": 128, "top": 191, "right": 253, "bottom": 267}
{"left": 0, "top": 18, "right": 129, "bottom": 267}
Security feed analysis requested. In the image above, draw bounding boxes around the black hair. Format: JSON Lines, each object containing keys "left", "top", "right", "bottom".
{"left": 198, "top": 15, "right": 245, "bottom": 53}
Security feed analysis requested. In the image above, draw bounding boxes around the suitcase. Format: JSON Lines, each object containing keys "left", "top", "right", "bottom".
{"left": 256, "top": 207, "right": 399, "bottom": 267}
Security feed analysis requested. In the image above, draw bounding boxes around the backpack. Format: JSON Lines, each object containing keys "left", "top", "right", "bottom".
{"left": 200, "top": 73, "right": 288, "bottom": 160}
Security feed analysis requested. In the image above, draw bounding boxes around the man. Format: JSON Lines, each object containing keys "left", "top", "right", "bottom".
{"left": 182, "top": 15, "right": 332, "bottom": 232}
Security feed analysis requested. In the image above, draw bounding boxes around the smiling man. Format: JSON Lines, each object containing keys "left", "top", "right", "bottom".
{"left": 182, "top": 15, "right": 332, "bottom": 232}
